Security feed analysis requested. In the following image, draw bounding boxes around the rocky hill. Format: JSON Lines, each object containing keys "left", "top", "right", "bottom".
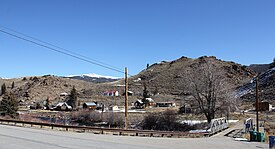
{"left": 1, "top": 56, "right": 266, "bottom": 107}
{"left": 122, "top": 56, "right": 256, "bottom": 96}
{"left": 0, "top": 75, "right": 96, "bottom": 104}
{"left": 240, "top": 60, "right": 275, "bottom": 103}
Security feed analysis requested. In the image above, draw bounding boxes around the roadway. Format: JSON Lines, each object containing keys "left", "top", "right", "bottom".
{"left": 0, "top": 124, "right": 267, "bottom": 149}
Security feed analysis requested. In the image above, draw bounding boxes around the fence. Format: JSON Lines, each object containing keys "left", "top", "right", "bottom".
{"left": 0, "top": 118, "right": 209, "bottom": 138}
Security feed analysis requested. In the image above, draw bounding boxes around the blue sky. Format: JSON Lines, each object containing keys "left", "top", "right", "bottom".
{"left": 0, "top": 0, "right": 275, "bottom": 78}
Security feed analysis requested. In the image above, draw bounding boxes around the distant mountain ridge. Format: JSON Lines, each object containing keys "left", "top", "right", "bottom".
{"left": 248, "top": 64, "right": 270, "bottom": 74}
{"left": 248, "top": 59, "right": 275, "bottom": 74}
{"left": 64, "top": 73, "right": 120, "bottom": 83}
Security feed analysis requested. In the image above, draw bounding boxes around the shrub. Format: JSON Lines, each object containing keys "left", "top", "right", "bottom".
{"left": 142, "top": 112, "right": 159, "bottom": 130}
{"left": 71, "top": 110, "right": 101, "bottom": 126}
{"left": 142, "top": 110, "right": 179, "bottom": 131}
{"left": 142, "top": 109, "right": 199, "bottom": 131}
{"left": 103, "top": 112, "right": 124, "bottom": 128}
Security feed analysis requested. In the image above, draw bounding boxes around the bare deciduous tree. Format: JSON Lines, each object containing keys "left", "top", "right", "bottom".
{"left": 186, "top": 61, "right": 235, "bottom": 123}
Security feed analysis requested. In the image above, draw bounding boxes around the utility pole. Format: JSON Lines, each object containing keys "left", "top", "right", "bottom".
{"left": 255, "top": 76, "right": 259, "bottom": 132}
{"left": 125, "top": 67, "right": 129, "bottom": 129}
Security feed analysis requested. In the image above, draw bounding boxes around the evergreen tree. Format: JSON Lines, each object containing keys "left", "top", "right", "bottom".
{"left": 35, "top": 102, "right": 42, "bottom": 109}
{"left": 143, "top": 84, "right": 150, "bottom": 99}
{"left": 11, "top": 81, "right": 15, "bottom": 89}
{"left": 1, "top": 83, "right": 6, "bottom": 95}
{"left": 142, "top": 84, "right": 150, "bottom": 107}
{"left": 146, "top": 64, "right": 149, "bottom": 69}
{"left": 78, "top": 100, "right": 81, "bottom": 106}
{"left": 153, "top": 86, "right": 159, "bottom": 95}
{"left": 45, "top": 98, "right": 50, "bottom": 110}
{"left": 69, "top": 86, "right": 77, "bottom": 109}
{"left": 270, "top": 58, "right": 275, "bottom": 69}
{"left": 0, "top": 92, "right": 18, "bottom": 118}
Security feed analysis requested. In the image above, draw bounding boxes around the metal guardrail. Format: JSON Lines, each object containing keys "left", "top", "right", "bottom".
{"left": 244, "top": 118, "right": 253, "bottom": 133}
{"left": 208, "top": 117, "right": 229, "bottom": 135}
{"left": 0, "top": 118, "right": 209, "bottom": 138}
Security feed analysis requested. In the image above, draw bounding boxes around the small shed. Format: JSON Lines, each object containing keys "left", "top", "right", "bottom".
{"left": 83, "top": 102, "right": 97, "bottom": 110}
{"left": 145, "top": 98, "right": 155, "bottom": 106}
{"left": 109, "top": 105, "right": 119, "bottom": 111}
{"left": 253, "top": 101, "right": 272, "bottom": 111}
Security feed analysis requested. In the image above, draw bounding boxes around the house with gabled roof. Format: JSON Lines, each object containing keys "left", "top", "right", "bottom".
{"left": 103, "top": 90, "right": 119, "bottom": 96}
{"left": 54, "top": 102, "right": 72, "bottom": 111}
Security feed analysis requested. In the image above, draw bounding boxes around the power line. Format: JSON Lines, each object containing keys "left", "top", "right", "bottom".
{"left": 0, "top": 26, "right": 123, "bottom": 71}
{"left": 0, "top": 27, "right": 126, "bottom": 75}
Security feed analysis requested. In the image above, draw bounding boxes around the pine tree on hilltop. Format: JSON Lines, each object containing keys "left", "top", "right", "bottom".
{"left": 0, "top": 92, "right": 18, "bottom": 118}
{"left": 11, "top": 81, "right": 15, "bottom": 89}
{"left": 1, "top": 83, "right": 6, "bottom": 95}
